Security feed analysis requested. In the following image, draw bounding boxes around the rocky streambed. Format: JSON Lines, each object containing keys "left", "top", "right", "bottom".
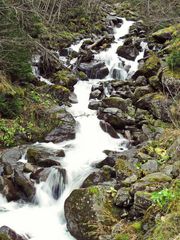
{"left": 0, "top": 8, "right": 180, "bottom": 240}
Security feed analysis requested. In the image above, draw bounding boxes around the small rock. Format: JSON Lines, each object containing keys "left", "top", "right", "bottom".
{"left": 114, "top": 187, "right": 133, "bottom": 207}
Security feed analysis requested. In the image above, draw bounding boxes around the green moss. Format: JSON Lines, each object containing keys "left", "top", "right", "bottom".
{"left": 131, "top": 221, "right": 142, "bottom": 232}
{"left": 114, "top": 233, "right": 130, "bottom": 240}
{"left": 88, "top": 186, "right": 100, "bottom": 196}
{"left": 147, "top": 213, "right": 180, "bottom": 240}
{"left": 53, "top": 70, "right": 77, "bottom": 89}
{"left": 152, "top": 24, "right": 180, "bottom": 38}
{"left": 0, "top": 233, "right": 11, "bottom": 240}
{"left": 143, "top": 53, "right": 160, "bottom": 72}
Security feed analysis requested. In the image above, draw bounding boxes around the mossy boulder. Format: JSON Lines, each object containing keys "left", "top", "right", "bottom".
{"left": 0, "top": 226, "right": 27, "bottom": 240}
{"left": 26, "top": 145, "right": 64, "bottom": 167}
{"left": 136, "top": 93, "right": 172, "bottom": 122}
{"left": 82, "top": 166, "right": 115, "bottom": 188}
{"left": 131, "top": 172, "right": 172, "bottom": 194}
{"left": 130, "top": 191, "right": 153, "bottom": 218}
{"left": 53, "top": 70, "right": 77, "bottom": 91}
{"left": 49, "top": 85, "right": 70, "bottom": 104}
{"left": 161, "top": 68, "right": 180, "bottom": 96}
{"left": 65, "top": 186, "right": 119, "bottom": 240}
{"left": 102, "top": 97, "right": 128, "bottom": 111}
{"left": 133, "top": 85, "right": 153, "bottom": 102}
{"left": 152, "top": 24, "right": 180, "bottom": 44}
{"left": 133, "top": 53, "right": 161, "bottom": 79}
{"left": 115, "top": 158, "right": 138, "bottom": 182}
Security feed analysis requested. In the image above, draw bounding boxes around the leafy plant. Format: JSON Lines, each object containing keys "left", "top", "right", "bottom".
{"left": 167, "top": 50, "right": 180, "bottom": 71}
{"left": 151, "top": 189, "right": 175, "bottom": 208}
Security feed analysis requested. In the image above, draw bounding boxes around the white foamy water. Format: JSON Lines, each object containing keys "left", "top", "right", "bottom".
{"left": 0, "top": 18, "right": 146, "bottom": 240}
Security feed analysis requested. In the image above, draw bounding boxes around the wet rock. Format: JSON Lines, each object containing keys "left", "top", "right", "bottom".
{"left": 90, "top": 89, "right": 102, "bottom": 99}
{"left": 0, "top": 176, "right": 4, "bottom": 191}
{"left": 88, "top": 100, "right": 101, "bottom": 110}
{"left": 78, "top": 49, "right": 94, "bottom": 63}
{"left": 102, "top": 97, "right": 128, "bottom": 111}
{"left": 132, "top": 53, "right": 160, "bottom": 79}
{"left": 23, "top": 163, "right": 36, "bottom": 173}
{"left": 141, "top": 160, "right": 158, "bottom": 174}
{"left": 78, "top": 61, "right": 109, "bottom": 79}
{"left": 96, "top": 157, "right": 115, "bottom": 168}
{"left": 0, "top": 226, "right": 28, "bottom": 240}
{"left": 14, "top": 170, "right": 35, "bottom": 201}
{"left": 69, "top": 92, "right": 78, "bottom": 104}
{"left": 100, "top": 120, "right": 119, "bottom": 138}
{"left": 45, "top": 111, "right": 76, "bottom": 143}
{"left": 82, "top": 167, "right": 115, "bottom": 188}
{"left": 114, "top": 187, "right": 133, "bottom": 207}
{"left": 135, "top": 93, "right": 172, "bottom": 122}
{"left": 0, "top": 146, "right": 26, "bottom": 167}
{"left": 65, "top": 185, "right": 119, "bottom": 240}
{"left": 116, "top": 38, "right": 140, "bottom": 61}
{"left": 98, "top": 107, "right": 135, "bottom": 129}
{"left": 2, "top": 178, "right": 20, "bottom": 201}
{"left": 26, "top": 145, "right": 63, "bottom": 167}
{"left": 3, "top": 163, "right": 13, "bottom": 176}
{"left": 106, "top": 15, "right": 123, "bottom": 27}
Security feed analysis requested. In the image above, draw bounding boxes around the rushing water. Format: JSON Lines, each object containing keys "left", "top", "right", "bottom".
{"left": 0, "top": 18, "right": 146, "bottom": 239}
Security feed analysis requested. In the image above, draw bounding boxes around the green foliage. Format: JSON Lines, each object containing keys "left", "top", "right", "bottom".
{"left": 131, "top": 221, "right": 142, "bottom": 232}
{"left": 0, "top": 119, "right": 26, "bottom": 147}
{"left": 143, "top": 141, "right": 170, "bottom": 165}
{"left": 167, "top": 50, "right": 180, "bottom": 71}
{"left": 115, "top": 233, "right": 130, "bottom": 240}
{"left": 151, "top": 189, "right": 175, "bottom": 208}
{"left": 0, "top": 94, "right": 24, "bottom": 118}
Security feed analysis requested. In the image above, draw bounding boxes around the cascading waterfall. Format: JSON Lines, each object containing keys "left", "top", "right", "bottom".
{"left": 0, "top": 18, "right": 147, "bottom": 240}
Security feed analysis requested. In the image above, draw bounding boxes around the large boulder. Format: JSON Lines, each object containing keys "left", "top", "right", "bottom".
{"left": 0, "top": 226, "right": 28, "bottom": 240}
{"left": 48, "top": 85, "right": 70, "bottom": 104}
{"left": 135, "top": 93, "right": 172, "bottom": 122}
{"left": 99, "top": 120, "right": 119, "bottom": 138}
{"left": 0, "top": 146, "right": 26, "bottom": 168}
{"left": 131, "top": 172, "right": 172, "bottom": 194}
{"left": 13, "top": 170, "right": 35, "bottom": 201}
{"left": 65, "top": 185, "right": 119, "bottom": 240}
{"left": 102, "top": 97, "right": 128, "bottom": 111}
{"left": 52, "top": 70, "right": 77, "bottom": 91}
{"left": 116, "top": 38, "right": 141, "bottom": 61}
{"left": 152, "top": 25, "right": 176, "bottom": 44}
{"left": 78, "top": 61, "right": 109, "bottom": 79}
{"left": 132, "top": 53, "right": 161, "bottom": 79}
{"left": 82, "top": 166, "right": 116, "bottom": 188}
{"left": 97, "top": 107, "right": 135, "bottom": 129}
{"left": 26, "top": 145, "right": 64, "bottom": 167}
{"left": 45, "top": 110, "right": 76, "bottom": 142}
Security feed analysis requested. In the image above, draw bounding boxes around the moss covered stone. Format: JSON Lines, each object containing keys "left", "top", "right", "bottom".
{"left": 133, "top": 53, "right": 161, "bottom": 79}
{"left": 65, "top": 185, "right": 120, "bottom": 240}
{"left": 53, "top": 70, "right": 77, "bottom": 90}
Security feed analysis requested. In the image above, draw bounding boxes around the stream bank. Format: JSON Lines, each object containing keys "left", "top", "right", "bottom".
{"left": 0, "top": 1, "right": 180, "bottom": 240}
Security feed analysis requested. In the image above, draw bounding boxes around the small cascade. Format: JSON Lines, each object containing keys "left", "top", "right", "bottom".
{"left": 0, "top": 17, "right": 147, "bottom": 240}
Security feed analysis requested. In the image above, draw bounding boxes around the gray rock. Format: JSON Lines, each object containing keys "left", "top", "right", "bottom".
{"left": 0, "top": 226, "right": 28, "bottom": 240}
{"left": 141, "top": 160, "right": 158, "bottom": 174}
{"left": 78, "top": 61, "right": 109, "bottom": 79}
{"left": 114, "top": 187, "right": 133, "bottom": 207}
{"left": 45, "top": 110, "right": 76, "bottom": 143}
{"left": 100, "top": 120, "right": 119, "bottom": 138}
